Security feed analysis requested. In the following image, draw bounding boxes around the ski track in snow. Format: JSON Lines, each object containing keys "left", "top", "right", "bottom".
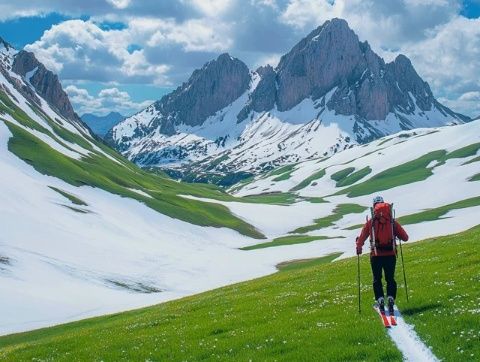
{"left": 389, "top": 308, "right": 439, "bottom": 362}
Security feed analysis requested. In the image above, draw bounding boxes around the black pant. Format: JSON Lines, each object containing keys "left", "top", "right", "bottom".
{"left": 370, "top": 255, "right": 397, "bottom": 300}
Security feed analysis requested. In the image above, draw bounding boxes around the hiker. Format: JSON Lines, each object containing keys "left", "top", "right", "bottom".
{"left": 356, "top": 195, "right": 409, "bottom": 314}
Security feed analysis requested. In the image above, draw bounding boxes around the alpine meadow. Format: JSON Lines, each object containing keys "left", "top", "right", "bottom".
{"left": 0, "top": 1, "right": 479, "bottom": 361}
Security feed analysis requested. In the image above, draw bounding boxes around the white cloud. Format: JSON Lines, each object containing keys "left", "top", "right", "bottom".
{"left": 279, "top": 0, "right": 461, "bottom": 52}
{"left": 280, "top": 0, "right": 340, "bottom": 29}
{"left": 140, "top": 18, "right": 232, "bottom": 52}
{"left": 65, "top": 85, "right": 153, "bottom": 115}
{"left": 105, "top": 0, "right": 131, "bottom": 9}
{"left": 25, "top": 19, "right": 172, "bottom": 85}
{"left": 459, "top": 91, "right": 480, "bottom": 102}
{"left": 186, "top": 0, "right": 234, "bottom": 17}
{"left": 254, "top": 53, "right": 282, "bottom": 68}
{"left": 439, "top": 91, "right": 480, "bottom": 119}
{"left": 6, "top": 0, "right": 478, "bottom": 116}
{"left": 403, "top": 16, "right": 480, "bottom": 116}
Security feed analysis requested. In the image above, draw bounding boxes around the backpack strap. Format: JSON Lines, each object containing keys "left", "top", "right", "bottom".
{"left": 369, "top": 207, "right": 377, "bottom": 256}
{"left": 390, "top": 203, "right": 398, "bottom": 255}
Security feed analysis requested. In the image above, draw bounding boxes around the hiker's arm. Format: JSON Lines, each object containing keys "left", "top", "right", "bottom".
{"left": 356, "top": 220, "right": 371, "bottom": 247}
{"left": 394, "top": 221, "right": 409, "bottom": 241}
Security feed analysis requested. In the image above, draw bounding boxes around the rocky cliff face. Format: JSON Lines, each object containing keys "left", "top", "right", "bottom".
{"left": 108, "top": 18, "right": 469, "bottom": 178}
{"left": 12, "top": 50, "right": 79, "bottom": 121}
{"left": 262, "top": 19, "right": 468, "bottom": 124}
{"left": 149, "top": 53, "right": 251, "bottom": 135}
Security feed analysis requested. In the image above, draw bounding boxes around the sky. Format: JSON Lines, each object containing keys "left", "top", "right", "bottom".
{"left": 0, "top": 0, "right": 479, "bottom": 118}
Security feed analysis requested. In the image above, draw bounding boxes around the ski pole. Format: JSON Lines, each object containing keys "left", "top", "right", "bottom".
{"left": 357, "top": 254, "right": 361, "bottom": 314}
{"left": 398, "top": 238, "right": 409, "bottom": 302}
{"left": 356, "top": 236, "right": 361, "bottom": 314}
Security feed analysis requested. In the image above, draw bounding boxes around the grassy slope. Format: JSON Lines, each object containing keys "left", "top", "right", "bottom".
{"left": 330, "top": 167, "right": 354, "bottom": 182}
{"left": 290, "top": 169, "right": 326, "bottom": 191}
{"left": 269, "top": 164, "right": 296, "bottom": 182}
{"left": 469, "top": 173, "right": 480, "bottom": 182}
{"left": 240, "top": 235, "right": 340, "bottom": 251}
{"left": 5, "top": 121, "right": 263, "bottom": 239}
{"left": 396, "top": 196, "right": 480, "bottom": 225}
{"left": 240, "top": 192, "right": 297, "bottom": 205}
{"left": 344, "top": 196, "right": 480, "bottom": 232}
{"left": 48, "top": 186, "right": 88, "bottom": 206}
{"left": 0, "top": 91, "right": 269, "bottom": 238}
{"left": 276, "top": 252, "right": 343, "bottom": 272}
{"left": 336, "top": 150, "right": 446, "bottom": 197}
{"left": 336, "top": 166, "right": 372, "bottom": 187}
{"left": 400, "top": 226, "right": 480, "bottom": 361}
{"left": 292, "top": 203, "right": 366, "bottom": 234}
{"left": 337, "top": 143, "right": 480, "bottom": 198}
{"left": 2, "top": 226, "right": 478, "bottom": 361}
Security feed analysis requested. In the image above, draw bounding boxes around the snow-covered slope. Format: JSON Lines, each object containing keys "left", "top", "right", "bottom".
{"left": 0, "top": 39, "right": 271, "bottom": 335}
{"left": 108, "top": 19, "right": 468, "bottom": 182}
{"left": 1, "top": 34, "right": 478, "bottom": 339}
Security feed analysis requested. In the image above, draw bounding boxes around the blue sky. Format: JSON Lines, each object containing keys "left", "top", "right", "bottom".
{"left": 0, "top": 0, "right": 479, "bottom": 117}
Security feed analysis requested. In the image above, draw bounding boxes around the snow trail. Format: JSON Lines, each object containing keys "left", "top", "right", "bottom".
{"left": 388, "top": 308, "right": 439, "bottom": 361}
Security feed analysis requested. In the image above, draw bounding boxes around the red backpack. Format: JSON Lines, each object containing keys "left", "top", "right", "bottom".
{"left": 372, "top": 202, "right": 395, "bottom": 250}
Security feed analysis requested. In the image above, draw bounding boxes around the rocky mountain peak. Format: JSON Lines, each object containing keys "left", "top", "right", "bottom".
{"left": 12, "top": 50, "right": 78, "bottom": 121}
{"left": 108, "top": 18, "right": 468, "bottom": 174}
{"left": 275, "top": 17, "right": 365, "bottom": 111}
{"left": 0, "top": 36, "right": 13, "bottom": 51}
{"left": 150, "top": 53, "right": 251, "bottom": 135}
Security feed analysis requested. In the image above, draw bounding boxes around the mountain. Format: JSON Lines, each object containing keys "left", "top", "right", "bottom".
{"left": 81, "top": 111, "right": 126, "bottom": 138}
{"left": 1, "top": 32, "right": 479, "bottom": 338}
{"left": 11, "top": 49, "right": 80, "bottom": 122}
{"left": 107, "top": 18, "right": 469, "bottom": 183}
{"left": 0, "top": 37, "right": 270, "bottom": 335}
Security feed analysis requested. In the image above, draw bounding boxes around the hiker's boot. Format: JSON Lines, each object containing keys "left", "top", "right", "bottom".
{"left": 387, "top": 296, "right": 395, "bottom": 315}
{"left": 378, "top": 297, "right": 385, "bottom": 313}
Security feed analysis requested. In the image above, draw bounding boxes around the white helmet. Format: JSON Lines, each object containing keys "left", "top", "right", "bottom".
{"left": 373, "top": 195, "right": 384, "bottom": 204}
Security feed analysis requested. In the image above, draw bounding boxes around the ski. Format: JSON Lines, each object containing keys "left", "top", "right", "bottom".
{"left": 373, "top": 304, "right": 391, "bottom": 328}
{"left": 389, "top": 314, "right": 397, "bottom": 326}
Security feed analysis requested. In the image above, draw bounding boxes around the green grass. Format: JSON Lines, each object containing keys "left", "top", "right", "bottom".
{"left": 62, "top": 205, "right": 89, "bottom": 214}
{"left": 0, "top": 250, "right": 403, "bottom": 361}
{"left": 343, "top": 223, "right": 363, "bottom": 231}
{"left": 397, "top": 196, "right": 480, "bottom": 225}
{"left": 399, "top": 226, "right": 480, "bottom": 361}
{"left": 344, "top": 196, "right": 480, "bottom": 230}
{"left": 268, "top": 164, "right": 296, "bottom": 182}
{"left": 240, "top": 234, "right": 339, "bottom": 251}
{"left": 330, "top": 167, "right": 354, "bottom": 182}
{"left": 272, "top": 171, "right": 294, "bottom": 182}
{"left": 290, "top": 169, "right": 326, "bottom": 191}
{"left": 292, "top": 203, "right": 367, "bottom": 234}
{"left": 4, "top": 120, "right": 264, "bottom": 239}
{"left": 337, "top": 151, "right": 446, "bottom": 197}
{"left": 469, "top": 173, "right": 480, "bottom": 182}
{"left": 2, "top": 227, "right": 478, "bottom": 361}
{"left": 462, "top": 155, "right": 480, "bottom": 165}
{"left": 337, "top": 144, "right": 480, "bottom": 198}
{"left": 444, "top": 142, "right": 480, "bottom": 161}
{"left": 49, "top": 186, "right": 88, "bottom": 206}
{"left": 303, "top": 196, "right": 328, "bottom": 204}
{"left": 240, "top": 192, "right": 297, "bottom": 205}
{"left": 276, "top": 252, "right": 343, "bottom": 272}
{"left": 336, "top": 166, "right": 372, "bottom": 187}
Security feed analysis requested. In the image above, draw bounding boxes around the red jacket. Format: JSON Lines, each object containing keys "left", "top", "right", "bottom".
{"left": 356, "top": 219, "right": 409, "bottom": 256}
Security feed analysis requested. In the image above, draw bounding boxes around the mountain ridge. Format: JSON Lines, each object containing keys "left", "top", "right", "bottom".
{"left": 107, "top": 18, "right": 469, "bottom": 181}
{"left": 81, "top": 111, "right": 126, "bottom": 138}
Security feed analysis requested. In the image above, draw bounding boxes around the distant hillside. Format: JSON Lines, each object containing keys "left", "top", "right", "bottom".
{"left": 81, "top": 112, "right": 126, "bottom": 138}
